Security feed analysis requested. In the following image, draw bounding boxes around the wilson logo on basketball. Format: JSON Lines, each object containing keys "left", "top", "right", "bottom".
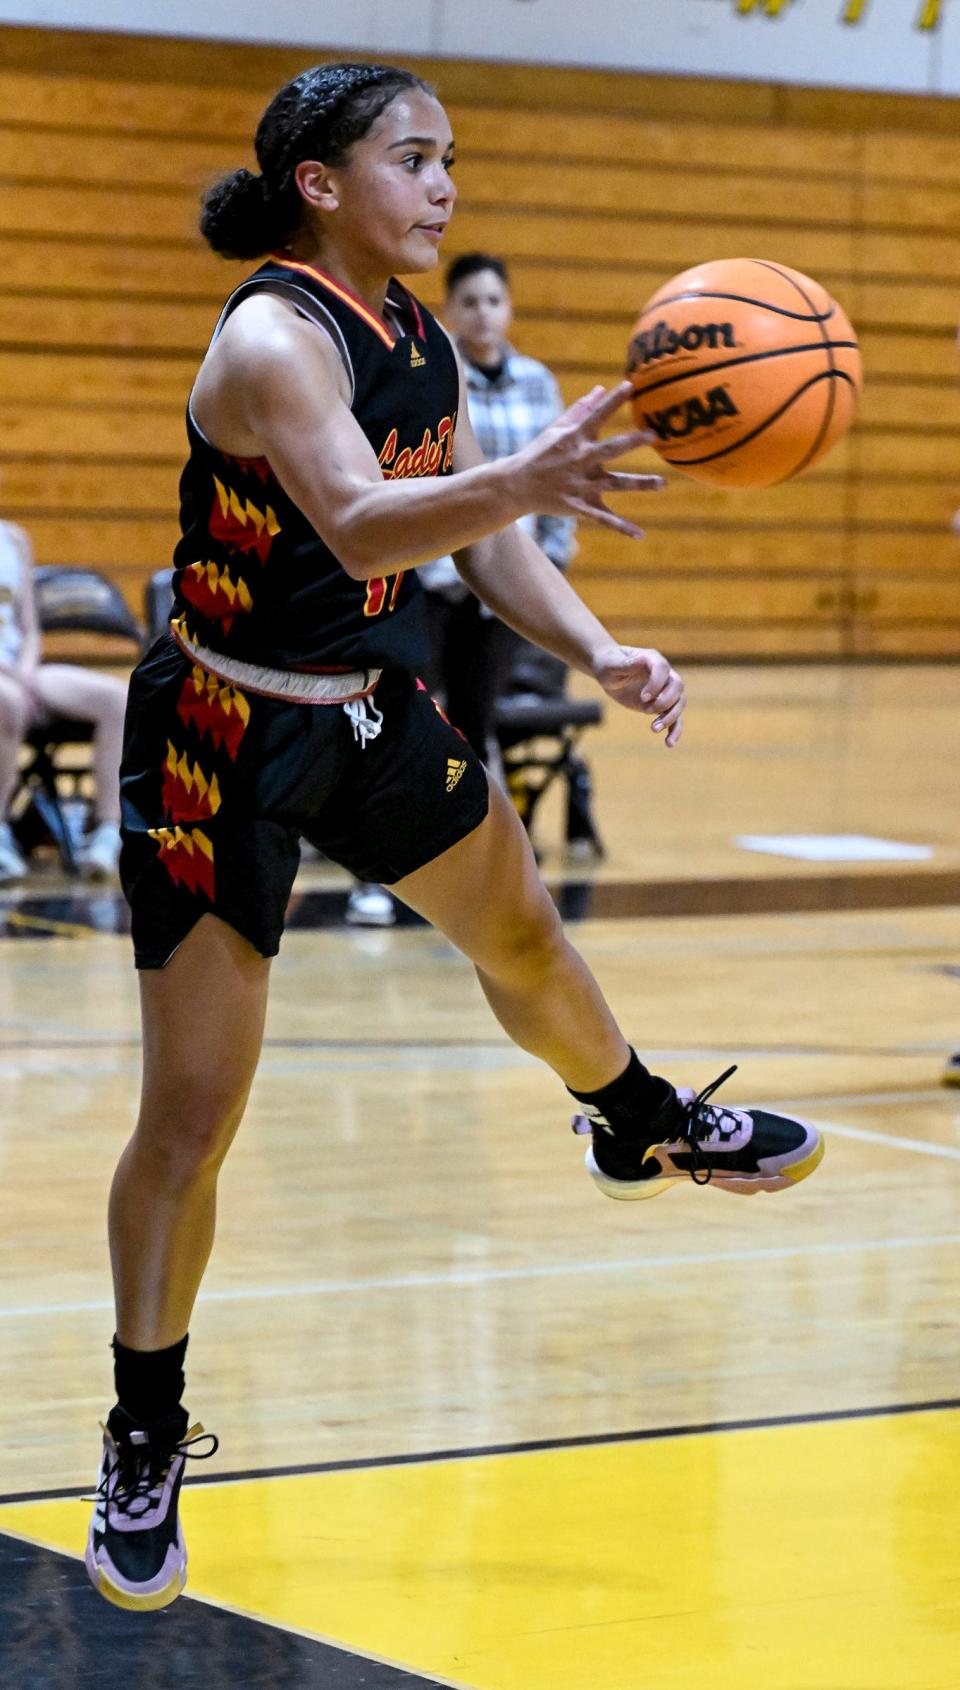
{"left": 642, "top": 384, "right": 740, "bottom": 442}
{"left": 630, "top": 320, "right": 737, "bottom": 368}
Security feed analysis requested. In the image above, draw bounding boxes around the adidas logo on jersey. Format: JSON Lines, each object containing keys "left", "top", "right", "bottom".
{"left": 409, "top": 340, "right": 426, "bottom": 368}
{"left": 446, "top": 758, "right": 467, "bottom": 792}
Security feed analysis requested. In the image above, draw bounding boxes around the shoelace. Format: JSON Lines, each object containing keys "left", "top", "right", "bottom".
{"left": 96, "top": 1423, "right": 219, "bottom": 1522}
{"left": 343, "top": 695, "right": 384, "bottom": 747}
{"left": 678, "top": 1064, "right": 740, "bottom": 1186}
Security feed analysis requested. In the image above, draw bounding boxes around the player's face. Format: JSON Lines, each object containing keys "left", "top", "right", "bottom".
{"left": 330, "top": 90, "right": 456, "bottom": 275}
{"left": 445, "top": 271, "right": 513, "bottom": 360}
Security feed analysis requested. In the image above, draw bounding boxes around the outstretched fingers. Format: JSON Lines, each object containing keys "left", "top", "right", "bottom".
{"left": 566, "top": 496, "right": 646, "bottom": 540}
{"left": 590, "top": 427, "right": 658, "bottom": 460}
{"left": 577, "top": 378, "right": 636, "bottom": 432}
{"left": 557, "top": 384, "right": 609, "bottom": 428}
{"left": 600, "top": 470, "right": 664, "bottom": 493}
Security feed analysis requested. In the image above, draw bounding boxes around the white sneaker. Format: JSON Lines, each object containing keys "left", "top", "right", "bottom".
{"left": 345, "top": 882, "right": 396, "bottom": 927}
{"left": 0, "top": 822, "right": 28, "bottom": 884}
{"left": 77, "top": 821, "right": 121, "bottom": 880}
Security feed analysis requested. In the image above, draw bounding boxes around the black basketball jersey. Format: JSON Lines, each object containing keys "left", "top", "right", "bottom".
{"left": 170, "top": 255, "right": 459, "bottom": 673}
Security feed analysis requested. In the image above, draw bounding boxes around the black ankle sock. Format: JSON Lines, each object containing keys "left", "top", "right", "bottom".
{"left": 568, "top": 1049, "right": 672, "bottom": 1135}
{"left": 112, "top": 1333, "right": 188, "bottom": 1426}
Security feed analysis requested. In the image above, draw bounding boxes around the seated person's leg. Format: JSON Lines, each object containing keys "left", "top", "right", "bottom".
{"left": 31, "top": 664, "right": 128, "bottom": 876}
{"left": 442, "top": 599, "right": 503, "bottom": 763}
{"left": 0, "top": 672, "right": 30, "bottom": 881}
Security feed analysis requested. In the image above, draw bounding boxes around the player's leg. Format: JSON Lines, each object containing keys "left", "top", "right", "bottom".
{"left": 31, "top": 663, "right": 127, "bottom": 874}
{"left": 111, "top": 913, "right": 271, "bottom": 1348}
{"left": 88, "top": 912, "right": 271, "bottom": 1611}
{"left": 399, "top": 775, "right": 627, "bottom": 1087}
{"left": 392, "top": 779, "right": 823, "bottom": 1198}
{"left": 0, "top": 671, "right": 30, "bottom": 880}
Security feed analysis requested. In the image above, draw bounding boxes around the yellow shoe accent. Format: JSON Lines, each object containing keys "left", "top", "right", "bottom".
{"left": 95, "top": 1564, "right": 186, "bottom": 1612}
{"left": 782, "top": 1133, "right": 826, "bottom": 1186}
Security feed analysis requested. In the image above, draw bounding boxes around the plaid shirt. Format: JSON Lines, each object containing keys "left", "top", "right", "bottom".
{"left": 419, "top": 342, "right": 576, "bottom": 602}
{"left": 463, "top": 345, "right": 575, "bottom": 568}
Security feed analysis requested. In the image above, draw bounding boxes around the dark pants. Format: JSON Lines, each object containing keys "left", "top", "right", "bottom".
{"left": 421, "top": 595, "right": 519, "bottom": 762}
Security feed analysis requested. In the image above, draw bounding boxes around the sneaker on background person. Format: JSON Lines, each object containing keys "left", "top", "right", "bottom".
{"left": 77, "top": 820, "right": 121, "bottom": 880}
{"left": 0, "top": 820, "right": 28, "bottom": 885}
{"left": 345, "top": 881, "right": 397, "bottom": 927}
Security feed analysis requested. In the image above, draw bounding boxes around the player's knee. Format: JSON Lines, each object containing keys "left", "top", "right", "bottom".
{"left": 135, "top": 1082, "right": 246, "bottom": 1182}
{"left": 483, "top": 900, "right": 565, "bottom": 986}
{"left": 89, "top": 676, "right": 128, "bottom": 727}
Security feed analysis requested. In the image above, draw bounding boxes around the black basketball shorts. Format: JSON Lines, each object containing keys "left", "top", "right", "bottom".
{"left": 119, "top": 637, "right": 490, "bottom": 968}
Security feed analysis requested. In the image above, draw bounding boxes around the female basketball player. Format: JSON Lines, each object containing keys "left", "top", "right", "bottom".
{"left": 86, "top": 62, "right": 824, "bottom": 1612}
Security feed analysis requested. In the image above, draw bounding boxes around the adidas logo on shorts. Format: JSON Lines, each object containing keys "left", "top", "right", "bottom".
{"left": 446, "top": 758, "right": 467, "bottom": 792}
{"left": 409, "top": 340, "right": 426, "bottom": 368}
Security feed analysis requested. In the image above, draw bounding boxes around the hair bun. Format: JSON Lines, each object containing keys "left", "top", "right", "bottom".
{"left": 199, "top": 168, "right": 282, "bottom": 260}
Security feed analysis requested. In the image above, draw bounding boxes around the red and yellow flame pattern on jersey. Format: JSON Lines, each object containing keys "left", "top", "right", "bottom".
{"left": 153, "top": 647, "right": 253, "bottom": 901}
{"left": 161, "top": 740, "right": 222, "bottom": 826}
{"left": 175, "top": 656, "right": 251, "bottom": 762}
{"left": 209, "top": 474, "right": 281, "bottom": 565}
{"left": 147, "top": 824, "right": 215, "bottom": 902}
{"left": 179, "top": 559, "right": 254, "bottom": 636}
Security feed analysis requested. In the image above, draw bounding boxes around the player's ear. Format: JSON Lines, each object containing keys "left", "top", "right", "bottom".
{"left": 295, "top": 160, "right": 339, "bottom": 215}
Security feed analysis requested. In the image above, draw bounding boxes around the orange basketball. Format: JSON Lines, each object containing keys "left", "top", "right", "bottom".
{"left": 627, "top": 258, "right": 862, "bottom": 488}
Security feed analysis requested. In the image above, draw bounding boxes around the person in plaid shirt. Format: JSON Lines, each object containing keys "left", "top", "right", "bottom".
{"left": 420, "top": 252, "right": 576, "bottom": 764}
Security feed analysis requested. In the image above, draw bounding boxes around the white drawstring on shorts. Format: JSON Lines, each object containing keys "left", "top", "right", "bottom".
{"left": 343, "top": 694, "right": 384, "bottom": 747}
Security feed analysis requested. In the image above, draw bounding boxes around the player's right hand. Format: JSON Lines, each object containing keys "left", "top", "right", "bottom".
{"left": 509, "top": 380, "right": 663, "bottom": 538}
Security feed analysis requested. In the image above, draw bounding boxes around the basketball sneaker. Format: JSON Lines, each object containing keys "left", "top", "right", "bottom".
{"left": 573, "top": 1065, "right": 823, "bottom": 1198}
{"left": 85, "top": 1405, "right": 218, "bottom": 1610}
{"left": 941, "top": 1051, "right": 960, "bottom": 1088}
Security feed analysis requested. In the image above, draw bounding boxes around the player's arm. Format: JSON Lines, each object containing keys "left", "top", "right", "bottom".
{"left": 450, "top": 385, "right": 685, "bottom": 746}
{"left": 224, "top": 299, "right": 655, "bottom": 580}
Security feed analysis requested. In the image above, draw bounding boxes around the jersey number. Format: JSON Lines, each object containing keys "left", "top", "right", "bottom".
{"left": 363, "top": 572, "right": 405, "bottom": 618}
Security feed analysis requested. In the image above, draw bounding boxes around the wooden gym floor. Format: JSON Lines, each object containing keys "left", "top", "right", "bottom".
{"left": 0, "top": 663, "right": 958, "bottom": 1690}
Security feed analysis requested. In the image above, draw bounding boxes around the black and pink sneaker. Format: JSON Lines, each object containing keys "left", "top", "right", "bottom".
{"left": 573, "top": 1065, "right": 824, "bottom": 1199}
{"left": 85, "top": 1406, "right": 218, "bottom": 1610}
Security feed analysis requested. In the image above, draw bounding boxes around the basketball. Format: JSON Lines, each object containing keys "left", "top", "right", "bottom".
{"left": 627, "top": 258, "right": 862, "bottom": 488}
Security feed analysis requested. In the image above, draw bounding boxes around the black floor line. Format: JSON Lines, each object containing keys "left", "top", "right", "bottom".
{"left": 4, "top": 1395, "right": 957, "bottom": 1510}
{"left": 0, "top": 1533, "right": 448, "bottom": 1690}
{"left": 4, "top": 867, "right": 960, "bottom": 939}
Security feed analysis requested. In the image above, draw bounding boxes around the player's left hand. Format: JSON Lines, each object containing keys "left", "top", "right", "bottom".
{"left": 592, "top": 644, "right": 685, "bottom": 746}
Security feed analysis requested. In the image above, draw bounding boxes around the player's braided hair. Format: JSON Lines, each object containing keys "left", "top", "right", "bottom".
{"left": 200, "top": 62, "right": 433, "bottom": 260}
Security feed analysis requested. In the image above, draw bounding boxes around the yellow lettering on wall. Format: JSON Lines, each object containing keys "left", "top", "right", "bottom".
{"left": 916, "top": 0, "right": 941, "bottom": 28}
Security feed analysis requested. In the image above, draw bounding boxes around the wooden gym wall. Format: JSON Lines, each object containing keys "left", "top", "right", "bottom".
{"left": 0, "top": 24, "right": 957, "bottom": 659}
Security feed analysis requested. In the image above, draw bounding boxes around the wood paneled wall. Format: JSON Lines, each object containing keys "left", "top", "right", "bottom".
{"left": 0, "top": 24, "right": 957, "bottom": 658}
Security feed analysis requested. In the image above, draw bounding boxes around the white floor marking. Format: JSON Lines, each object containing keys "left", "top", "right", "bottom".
{"left": 804, "top": 1117, "right": 960, "bottom": 1162}
{"left": 2, "top": 1229, "right": 959, "bottom": 1321}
